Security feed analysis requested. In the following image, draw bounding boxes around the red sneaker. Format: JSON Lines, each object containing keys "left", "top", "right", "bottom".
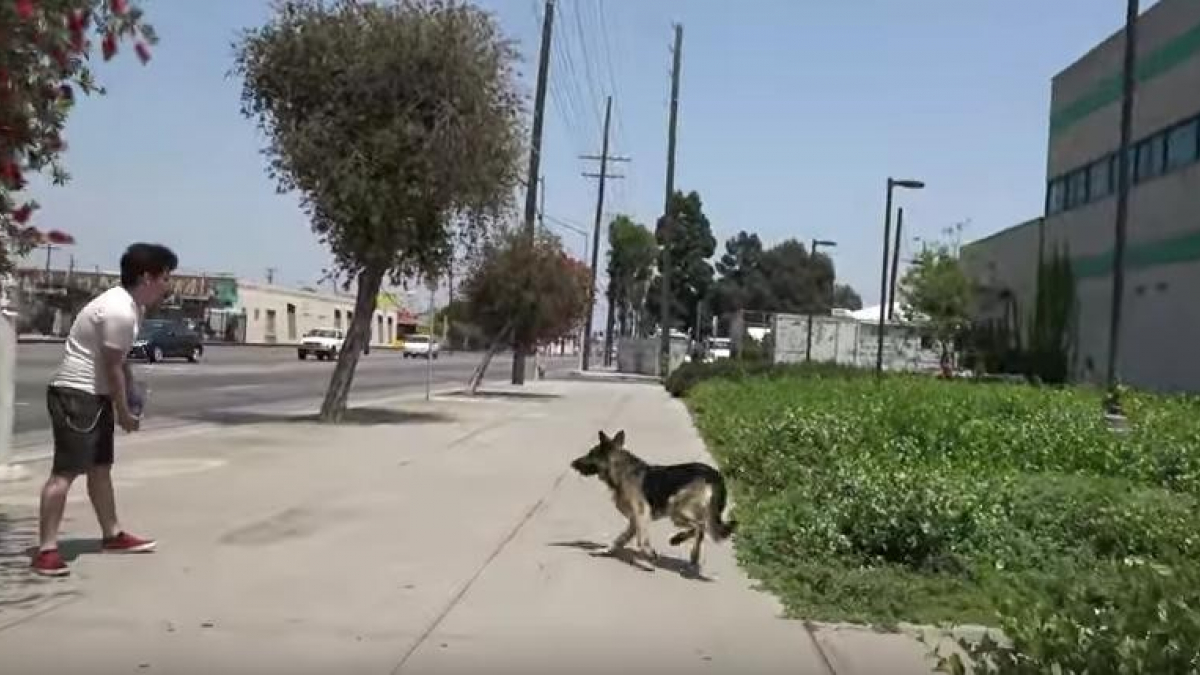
{"left": 31, "top": 549, "right": 70, "bottom": 577}
{"left": 101, "top": 531, "right": 157, "bottom": 554}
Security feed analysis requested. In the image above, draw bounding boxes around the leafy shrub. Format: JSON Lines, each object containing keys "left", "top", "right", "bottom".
{"left": 663, "top": 359, "right": 863, "bottom": 398}
{"left": 687, "top": 372, "right": 1200, "bottom": 652}
{"left": 930, "top": 556, "right": 1200, "bottom": 674}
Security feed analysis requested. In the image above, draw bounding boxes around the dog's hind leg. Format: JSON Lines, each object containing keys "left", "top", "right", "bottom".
{"left": 688, "top": 524, "right": 706, "bottom": 573}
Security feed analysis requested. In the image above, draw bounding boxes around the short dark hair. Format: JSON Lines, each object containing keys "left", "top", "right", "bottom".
{"left": 120, "top": 243, "right": 178, "bottom": 289}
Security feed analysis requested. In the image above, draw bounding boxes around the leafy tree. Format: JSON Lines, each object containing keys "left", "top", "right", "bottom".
{"left": 647, "top": 190, "right": 716, "bottom": 337}
{"left": 710, "top": 233, "right": 842, "bottom": 325}
{"left": 432, "top": 298, "right": 483, "bottom": 351}
{"left": 760, "top": 239, "right": 834, "bottom": 314}
{"left": 603, "top": 214, "right": 655, "bottom": 345}
{"left": 235, "top": 0, "right": 524, "bottom": 421}
{"left": 461, "top": 227, "right": 590, "bottom": 393}
{"left": 899, "top": 244, "right": 972, "bottom": 369}
{"left": 1026, "top": 244, "right": 1077, "bottom": 384}
{"left": 1, "top": 0, "right": 156, "bottom": 272}
{"left": 710, "top": 231, "right": 770, "bottom": 318}
{"left": 832, "top": 284, "right": 863, "bottom": 310}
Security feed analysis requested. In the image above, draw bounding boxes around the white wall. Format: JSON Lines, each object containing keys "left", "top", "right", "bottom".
{"left": 236, "top": 282, "right": 393, "bottom": 346}
{"left": 773, "top": 313, "right": 942, "bottom": 372}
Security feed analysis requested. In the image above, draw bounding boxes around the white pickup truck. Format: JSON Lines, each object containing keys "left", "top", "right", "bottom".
{"left": 297, "top": 328, "right": 345, "bottom": 361}
{"left": 402, "top": 334, "right": 440, "bottom": 359}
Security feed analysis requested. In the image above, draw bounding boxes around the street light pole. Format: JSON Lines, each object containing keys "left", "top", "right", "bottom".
{"left": 876, "top": 178, "right": 925, "bottom": 375}
{"left": 887, "top": 207, "right": 904, "bottom": 320}
{"left": 806, "top": 238, "right": 837, "bottom": 363}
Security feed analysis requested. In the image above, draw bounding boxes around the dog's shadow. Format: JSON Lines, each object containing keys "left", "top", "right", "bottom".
{"left": 549, "top": 540, "right": 715, "bottom": 582}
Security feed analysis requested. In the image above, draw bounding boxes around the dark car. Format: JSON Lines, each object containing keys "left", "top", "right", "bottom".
{"left": 128, "top": 319, "right": 204, "bottom": 363}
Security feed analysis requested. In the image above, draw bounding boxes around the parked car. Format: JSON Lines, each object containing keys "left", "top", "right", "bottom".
{"left": 705, "top": 337, "right": 732, "bottom": 362}
{"left": 129, "top": 319, "right": 204, "bottom": 363}
{"left": 402, "top": 334, "right": 440, "bottom": 359}
{"left": 298, "top": 328, "right": 345, "bottom": 361}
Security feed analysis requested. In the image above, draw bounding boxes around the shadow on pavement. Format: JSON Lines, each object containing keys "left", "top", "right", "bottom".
{"left": 186, "top": 407, "right": 456, "bottom": 427}
{"left": 0, "top": 512, "right": 80, "bottom": 615}
{"left": 442, "top": 390, "right": 561, "bottom": 401}
{"left": 549, "top": 539, "right": 714, "bottom": 582}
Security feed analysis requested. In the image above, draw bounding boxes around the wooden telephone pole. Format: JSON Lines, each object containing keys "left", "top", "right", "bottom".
{"left": 658, "top": 24, "right": 683, "bottom": 376}
{"left": 513, "top": 0, "right": 555, "bottom": 385}
{"left": 581, "top": 96, "right": 629, "bottom": 371}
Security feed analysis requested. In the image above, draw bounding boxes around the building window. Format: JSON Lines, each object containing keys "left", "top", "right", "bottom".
{"left": 286, "top": 303, "right": 297, "bottom": 341}
{"left": 1166, "top": 118, "right": 1199, "bottom": 171}
{"left": 1046, "top": 179, "right": 1066, "bottom": 215}
{"left": 1065, "top": 169, "right": 1088, "bottom": 209}
{"left": 1088, "top": 155, "right": 1113, "bottom": 200}
{"left": 1135, "top": 134, "right": 1165, "bottom": 183}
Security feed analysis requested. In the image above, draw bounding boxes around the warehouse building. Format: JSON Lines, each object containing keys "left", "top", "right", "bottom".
{"left": 963, "top": 0, "right": 1200, "bottom": 392}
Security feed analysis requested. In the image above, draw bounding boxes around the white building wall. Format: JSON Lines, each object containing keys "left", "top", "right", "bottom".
{"left": 236, "top": 282, "right": 391, "bottom": 346}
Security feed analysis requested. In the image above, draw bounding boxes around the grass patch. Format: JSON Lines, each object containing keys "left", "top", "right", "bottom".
{"left": 685, "top": 370, "right": 1200, "bottom": 668}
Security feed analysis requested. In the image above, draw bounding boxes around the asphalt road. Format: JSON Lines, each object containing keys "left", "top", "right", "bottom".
{"left": 12, "top": 343, "right": 570, "bottom": 449}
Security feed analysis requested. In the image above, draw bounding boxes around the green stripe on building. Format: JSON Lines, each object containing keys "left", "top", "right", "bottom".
{"left": 1073, "top": 229, "right": 1200, "bottom": 278}
{"left": 1050, "top": 20, "right": 1200, "bottom": 137}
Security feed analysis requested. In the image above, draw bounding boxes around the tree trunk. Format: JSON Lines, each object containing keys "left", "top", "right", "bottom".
{"left": 603, "top": 289, "right": 618, "bottom": 367}
{"left": 511, "top": 336, "right": 527, "bottom": 385}
{"left": 470, "top": 324, "right": 512, "bottom": 395}
{"left": 319, "top": 265, "right": 385, "bottom": 423}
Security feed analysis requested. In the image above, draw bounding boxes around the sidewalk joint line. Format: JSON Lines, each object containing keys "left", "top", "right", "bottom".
{"left": 802, "top": 620, "right": 840, "bottom": 675}
{"left": 0, "top": 592, "right": 84, "bottom": 635}
{"left": 389, "top": 470, "right": 570, "bottom": 675}
{"left": 389, "top": 387, "right": 635, "bottom": 674}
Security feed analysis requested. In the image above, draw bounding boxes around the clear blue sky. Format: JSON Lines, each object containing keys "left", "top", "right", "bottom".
{"left": 22, "top": 0, "right": 1150, "bottom": 307}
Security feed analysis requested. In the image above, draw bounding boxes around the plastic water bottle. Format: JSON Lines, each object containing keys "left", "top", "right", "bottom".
{"left": 128, "top": 380, "right": 148, "bottom": 419}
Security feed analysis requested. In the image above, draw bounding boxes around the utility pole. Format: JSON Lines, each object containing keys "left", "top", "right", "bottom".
{"left": 580, "top": 97, "right": 629, "bottom": 371}
{"left": 513, "top": 0, "right": 554, "bottom": 386}
{"left": 538, "top": 176, "right": 546, "bottom": 231}
{"left": 1106, "top": 0, "right": 1139, "bottom": 419}
{"left": 887, "top": 207, "right": 904, "bottom": 320}
{"left": 658, "top": 23, "right": 683, "bottom": 376}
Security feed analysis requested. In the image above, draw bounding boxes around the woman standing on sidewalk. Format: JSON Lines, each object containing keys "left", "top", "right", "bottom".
{"left": 31, "top": 243, "right": 178, "bottom": 577}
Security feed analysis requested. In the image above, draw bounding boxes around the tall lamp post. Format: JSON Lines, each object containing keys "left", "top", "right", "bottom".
{"left": 806, "top": 238, "right": 837, "bottom": 363}
{"left": 876, "top": 178, "right": 925, "bottom": 375}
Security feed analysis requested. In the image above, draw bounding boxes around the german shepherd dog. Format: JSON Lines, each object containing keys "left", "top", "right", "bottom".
{"left": 570, "top": 430, "right": 736, "bottom": 574}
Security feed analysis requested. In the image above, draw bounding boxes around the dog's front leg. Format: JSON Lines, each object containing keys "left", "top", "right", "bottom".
{"left": 634, "top": 507, "right": 658, "bottom": 562}
{"left": 603, "top": 521, "right": 636, "bottom": 556}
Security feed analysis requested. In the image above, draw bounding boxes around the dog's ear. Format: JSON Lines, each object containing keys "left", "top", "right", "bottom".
{"left": 598, "top": 430, "right": 609, "bottom": 444}
{"left": 613, "top": 430, "right": 626, "bottom": 447}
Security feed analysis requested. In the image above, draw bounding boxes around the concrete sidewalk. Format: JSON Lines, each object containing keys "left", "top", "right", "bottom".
{"left": 0, "top": 380, "right": 948, "bottom": 674}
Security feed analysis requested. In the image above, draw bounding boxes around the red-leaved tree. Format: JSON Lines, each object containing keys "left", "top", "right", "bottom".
{"left": 461, "top": 227, "right": 590, "bottom": 393}
{"left": 1, "top": 0, "right": 156, "bottom": 271}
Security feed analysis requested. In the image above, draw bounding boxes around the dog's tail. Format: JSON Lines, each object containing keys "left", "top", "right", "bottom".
{"left": 707, "top": 473, "right": 737, "bottom": 542}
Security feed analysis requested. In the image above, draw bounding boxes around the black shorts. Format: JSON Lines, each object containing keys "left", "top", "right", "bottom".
{"left": 47, "top": 386, "right": 115, "bottom": 476}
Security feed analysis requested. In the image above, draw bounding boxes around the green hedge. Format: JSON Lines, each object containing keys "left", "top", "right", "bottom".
{"left": 686, "top": 373, "right": 1200, "bottom": 669}
{"left": 663, "top": 358, "right": 865, "bottom": 398}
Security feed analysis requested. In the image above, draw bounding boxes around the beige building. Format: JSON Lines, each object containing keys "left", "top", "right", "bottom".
{"left": 963, "top": 0, "right": 1200, "bottom": 392}
{"left": 237, "top": 281, "right": 400, "bottom": 347}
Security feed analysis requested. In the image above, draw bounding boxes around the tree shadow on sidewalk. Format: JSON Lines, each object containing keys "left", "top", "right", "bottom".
{"left": 441, "top": 390, "right": 561, "bottom": 401}
{"left": 186, "top": 407, "right": 456, "bottom": 428}
{"left": 549, "top": 539, "right": 715, "bottom": 582}
{"left": 0, "top": 511, "right": 80, "bottom": 617}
